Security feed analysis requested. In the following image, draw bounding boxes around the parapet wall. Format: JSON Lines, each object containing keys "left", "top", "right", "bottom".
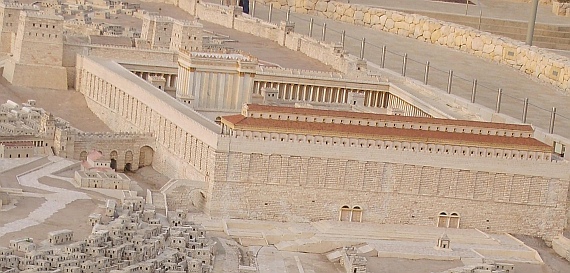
{"left": 63, "top": 43, "right": 177, "bottom": 88}
{"left": 256, "top": 0, "right": 570, "bottom": 92}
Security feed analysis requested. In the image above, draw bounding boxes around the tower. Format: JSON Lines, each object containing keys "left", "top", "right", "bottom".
{"left": 170, "top": 20, "right": 203, "bottom": 53}
{"left": 141, "top": 15, "right": 174, "bottom": 49}
{"left": 0, "top": 2, "right": 39, "bottom": 53}
{"left": 2, "top": 11, "right": 68, "bottom": 90}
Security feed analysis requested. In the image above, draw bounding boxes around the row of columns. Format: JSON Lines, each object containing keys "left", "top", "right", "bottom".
{"left": 33, "top": 140, "right": 44, "bottom": 147}
{"left": 81, "top": 69, "right": 211, "bottom": 174}
{"left": 132, "top": 71, "right": 178, "bottom": 89}
{"left": 387, "top": 95, "right": 430, "bottom": 117}
{"left": 254, "top": 80, "right": 388, "bottom": 108}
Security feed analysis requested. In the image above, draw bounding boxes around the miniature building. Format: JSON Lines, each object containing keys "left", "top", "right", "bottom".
{"left": 0, "top": 141, "right": 34, "bottom": 158}
{"left": 140, "top": 15, "right": 202, "bottom": 52}
{"left": 74, "top": 150, "right": 132, "bottom": 189}
{"left": 437, "top": 233, "right": 451, "bottom": 249}
{"left": 340, "top": 247, "right": 367, "bottom": 273}
{"left": 2, "top": 12, "right": 68, "bottom": 89}
{"left": 148, "top": 75, "right": 166, "bottom": 90}
{"left": 0, "top": 199, "right": 214, "bottom": 273}
{"left": 48, "top": 229, "right": 74, "bottom": 245}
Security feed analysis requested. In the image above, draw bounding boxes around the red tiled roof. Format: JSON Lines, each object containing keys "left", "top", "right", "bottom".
{"left": 245, "top": 104, "right": 533, "bottom": 131}
{"left": 222, "top": 115, "right": 551, "bottom": 151}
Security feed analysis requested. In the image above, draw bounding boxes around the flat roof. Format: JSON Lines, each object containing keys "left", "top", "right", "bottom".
{"left": 245, "top": 104, "right": 534, "bottom": 131}
{"left": 222, "top": 115, "right": 551, "bottom": 151}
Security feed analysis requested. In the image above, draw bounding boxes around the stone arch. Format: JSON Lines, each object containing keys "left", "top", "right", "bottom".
{"left": 80, "top": 151, "right": 88, "bottom": 161}
{"left": 449, "top": 212, "right": 460, "bottom": 228}
{"left": 139, "top": 146, "right": 154, "bottom": 168}
{"left": 437, "top": 212, "right": 448, "bottom": 227}
{"left": 339, "top": 205, "right": 351, "bottom": 222}
{"left": 351, "top": 206, "right": 363, "bottom": 222}
{"left": 124, "top": 150, "right": 134, "bottom": 171}
{"left": 110, "top": 150, "right": 118, "bottom": 170}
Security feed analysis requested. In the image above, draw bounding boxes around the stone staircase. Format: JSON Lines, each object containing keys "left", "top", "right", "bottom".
{"left": 395, "top": 9, "right": 570, "bottom": 50}
{"left": 150, "top": 190, "right": 167, "bottom": 215}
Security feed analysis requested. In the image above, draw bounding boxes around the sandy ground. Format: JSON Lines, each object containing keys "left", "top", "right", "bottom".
{"left": 0, "top": 198, "right": 100, "bottom": 246}
{"left": 0, "top": 77, "right": 111, "bottom": 132}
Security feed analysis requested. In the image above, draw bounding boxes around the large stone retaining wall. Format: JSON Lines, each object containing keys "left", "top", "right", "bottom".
{"left": 211, "top": 135, "right": 570, "bottom": 240}
{"left": 256, "top": 0, "right": 570, "bottom": 92}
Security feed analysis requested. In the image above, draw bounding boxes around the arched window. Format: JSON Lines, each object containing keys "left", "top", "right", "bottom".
{"left": 351, "top": 206, "right": 363, "bottom": 222}
{"left": 339, "top": 205, "right": 351, "bottom": 222}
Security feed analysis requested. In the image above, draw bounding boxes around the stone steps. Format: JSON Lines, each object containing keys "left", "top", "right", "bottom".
{"left": 150, "top": 190, "right": 166, "bottom": 215}
{"left": 309, "top": 220, "right": 497, "bottom": 245}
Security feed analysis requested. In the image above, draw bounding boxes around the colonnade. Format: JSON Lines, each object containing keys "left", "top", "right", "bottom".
{"left": 132, "top": 71, "right": 177, "bottom": 90}
{"left": 253, "top": 80, "right": 389, "bottom": 107}
{"left": 78, "top": 65, "right": 216, "bottom": 177}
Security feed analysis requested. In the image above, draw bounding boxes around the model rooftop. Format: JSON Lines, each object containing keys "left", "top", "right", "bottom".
{"left": 243, "top": 104, "right": 534, "bottom": 132}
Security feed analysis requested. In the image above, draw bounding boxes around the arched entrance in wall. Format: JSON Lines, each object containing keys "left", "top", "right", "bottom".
{"left": 139, "top": 146, "right": 154, "bottom": 168}
{"left": 437, "top": 212, "right": 461, "bottom": 228}
{"left": 124, "top": 150, "right": 133, "bottom": 172}
{"left": 79, "top": 151, "right": 87, "bottom": 161}
{"left": 448, "top": 212, "right": 460, "bottom": 228}
{"left": 110, "top": 151, "right": 118, "bottom": 170}
{"left": 437, "top": 212, "right": 448, "bottom": 227}
{"left": 351, "top": 206, "right": 363, "bottom": 222}
{"left": 339, "top": 205, "right": 351, "bottom": 221}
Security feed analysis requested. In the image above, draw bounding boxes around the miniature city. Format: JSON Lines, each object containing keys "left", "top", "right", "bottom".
{"left": 0, "top": 0, "right": 569, "bottom": 272}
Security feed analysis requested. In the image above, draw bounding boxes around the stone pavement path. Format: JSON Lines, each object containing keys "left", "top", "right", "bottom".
{"left": 0, "top": 156, "right": 90, "bottom": 238}
{"left": 242, "top": 1, "right": 570, "bottom": 137}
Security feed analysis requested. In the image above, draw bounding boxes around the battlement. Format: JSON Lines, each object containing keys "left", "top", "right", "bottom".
{"left": 21, "top": 11, "right": 64, "bottom": 21}
{"left": 0, "top": 2, "right": 39, "bottom": 11}
{"left": 143, "top": 14, "right": 176, "bottom": 23}
{"left": 190, "top": 52, "right": 253, "bottom": 61}
{"left": 75, "top": 132, "right": 154, "bottom": 139}
{"left": 257, "top": 66, "right": 383, "bottom": 85}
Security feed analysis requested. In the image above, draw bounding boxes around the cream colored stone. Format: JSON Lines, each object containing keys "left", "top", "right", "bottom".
{"left": 315, "top": 1, "right": 327, "bottom": 12}
{"left": 392, "top": 12, "right": 404, "bottom": 22}
{"left": 385, "top": 18, "right": 394, "bottom": 29}
{"left": 482, "top": 44, "right": 494, "bottom": 54}
{"left": 471, "top": 37, "right": 484, "bottom": 51}
{"left": 344, "top": 7, "right": 355, "bottom": 17}
{"left": 354, "top": 10, "right": 364, "bottom": 21}
{"left": 326, "top": 2, "right": 335, "bottom": 12}
{"left": 379, "top": 14, "right": 387, "bottom": 26}
{"left": 370, "top": 14, "right": 380, "bottom": 25}
{"left": 430, "top": 30, "right": 441, "bottom": 43}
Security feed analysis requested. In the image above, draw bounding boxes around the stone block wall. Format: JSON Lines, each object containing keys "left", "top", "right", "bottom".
{"left": 76, "top": 55, "right": 220, "bottom": 180}
{"left": 209, "top": 136, "right": 569, "bottom": 240}
{"left": 255, "top": 0, "right": 570, "bottom": 92}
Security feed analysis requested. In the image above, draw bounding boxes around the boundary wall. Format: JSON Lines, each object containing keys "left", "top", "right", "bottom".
{"left": 211, "top": 135, "right": 570, "bottom": 239}
{"left": 252, "top": 0, "right": 570, "bottom": 92}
